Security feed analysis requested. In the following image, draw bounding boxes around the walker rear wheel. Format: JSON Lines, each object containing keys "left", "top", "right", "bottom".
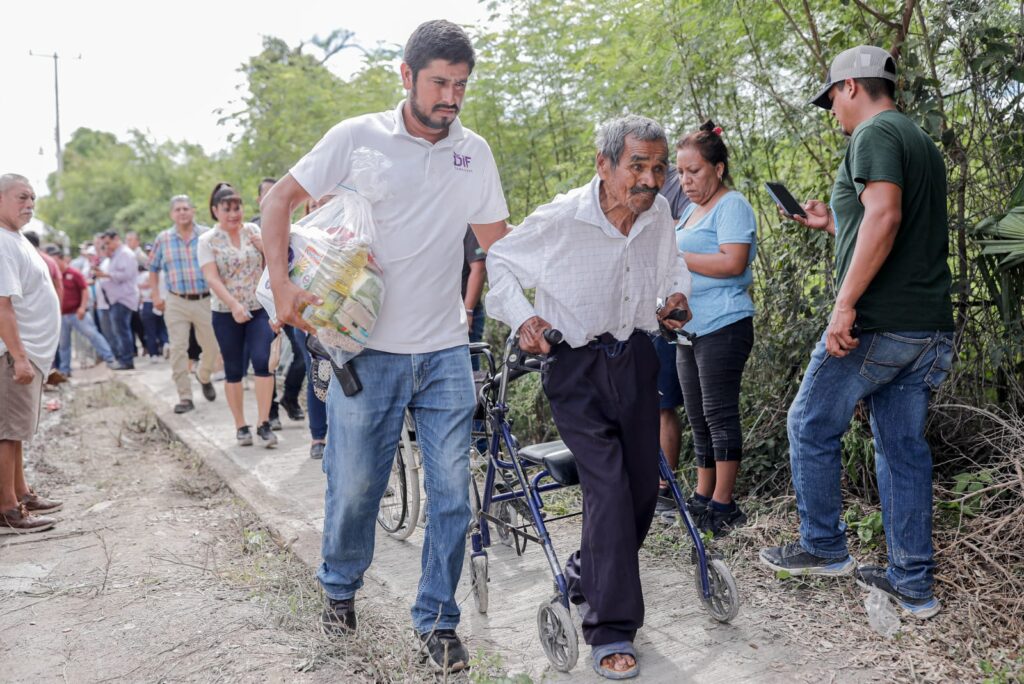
{"left": 694, "top": 557, "right": 740, "bottom": 623}
{"left": 537, "top": 598, "right": 578, "bottom": 672}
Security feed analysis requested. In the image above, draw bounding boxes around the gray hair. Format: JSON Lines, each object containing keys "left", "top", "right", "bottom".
{"left": 0, "top": 173, "right": 31, "bottom": 194}
{"left": 169, "top": 194, "right": 194, "bottom": 210}
{"left": 595, "top": 115, "right": 668, "bottom": 167}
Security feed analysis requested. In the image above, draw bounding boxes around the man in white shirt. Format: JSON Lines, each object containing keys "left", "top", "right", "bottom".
{"left": 260, "top": 20, "right": 508, "bottom": 673}
{"left": 0, "top": 174, "right": 63, "bottom": 534}
{"left": 486, "top": 116, "right": 692, "bottom": 679}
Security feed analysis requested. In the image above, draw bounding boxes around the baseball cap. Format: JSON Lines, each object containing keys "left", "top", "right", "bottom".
{"left": 809, "top": 45, "right": 897, "bottom": 109}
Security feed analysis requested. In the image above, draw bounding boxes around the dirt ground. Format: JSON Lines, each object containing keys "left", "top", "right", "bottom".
{"left": 3, "top": 377, "right": 1017, "bottom": 683}
{"left": 0, "top": 381, "right": 456, "bottom": 683}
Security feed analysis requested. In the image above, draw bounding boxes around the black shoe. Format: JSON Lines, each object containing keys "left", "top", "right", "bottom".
{"left": 268, "top": 416, "right": 283, "bottom": 432}
{"left": 173, "top": 399, "right": 195, "bottom": 414}
{"left": 654, "top": 485, "right": 676, "bottom": 517}
{"left": 256, "top": 421, "right": 278, "bottom": 448}
{"left": 759, "top": 541, "right": 856, "bottom": 576}
{"left": 310, "top": 442, "right": 325, "bottom": 460}
{"left": 854, "top": 565, "right": 941, "bottom": 619}
{"left": 700, "top": 502, "right": 748, "bottom": 538}
{"left": 200, "top": 380, "right": 216, "bottom": 402}
{"left": 113, "top": 362, "right": 134, "bottom": 371}
{"left": 237, "top": 425, "right": 253, "bottom": 447}
{"left": 685, "top": 494, "right": 709, "bottom": 520}
{"left": 417, "top": 629, "right": 469, "bottom": 673}
{"left": 281, "top": 398, "right": 306, "bottom": 421}
{"left": 320, "top": 597, "right": 356, "bottom": 635}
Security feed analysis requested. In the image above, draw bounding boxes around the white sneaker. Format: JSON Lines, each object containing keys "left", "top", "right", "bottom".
{"left": 149, "top": 356, "right": 161, "bottom": 365}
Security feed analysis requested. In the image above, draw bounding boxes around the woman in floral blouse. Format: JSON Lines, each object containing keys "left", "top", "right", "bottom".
{"left": 199, "top": 183, "right": 277, "bottom": 448}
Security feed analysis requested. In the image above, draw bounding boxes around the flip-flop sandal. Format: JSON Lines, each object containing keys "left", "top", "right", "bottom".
{"left": 591, "top": 641, "right": 638, "bottom": 680}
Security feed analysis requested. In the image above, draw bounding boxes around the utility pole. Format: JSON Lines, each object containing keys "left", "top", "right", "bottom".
{"left": 30, "top": 50, "right": 81, "bottom": 194}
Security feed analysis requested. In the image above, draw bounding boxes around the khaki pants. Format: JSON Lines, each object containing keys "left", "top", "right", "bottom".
{"left": 165, "top": 294, "right": 219, "bottom": 401}
{"left": 0, "top": 354, "right": 43, "bottom": 441}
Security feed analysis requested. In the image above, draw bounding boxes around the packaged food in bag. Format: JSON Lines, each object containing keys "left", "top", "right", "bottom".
{"left": 257, "top": 147, "right": 389, "bottom": 366}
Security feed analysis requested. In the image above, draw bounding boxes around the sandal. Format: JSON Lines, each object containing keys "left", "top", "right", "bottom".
{"left": 591, "top": 641, "right": 638, "bottom": 680}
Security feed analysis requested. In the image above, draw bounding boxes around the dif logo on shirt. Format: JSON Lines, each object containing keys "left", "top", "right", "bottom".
{"left": 453, "top": 152, "right": 472, "bottom": 171}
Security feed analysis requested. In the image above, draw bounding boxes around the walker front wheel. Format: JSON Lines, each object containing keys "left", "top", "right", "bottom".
{"left": 694, "top": 557, "right": 740, "bottom": 623}
{"left": 537, "top": 599, "right": 578, "bottom": 672}
{"left": 470, "top": 554, "right": 489, "bottom": 614}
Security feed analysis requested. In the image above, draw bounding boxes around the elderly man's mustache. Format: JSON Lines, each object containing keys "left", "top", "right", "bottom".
{"left": 629, "top": 185, "right": 658, "bottom": 196}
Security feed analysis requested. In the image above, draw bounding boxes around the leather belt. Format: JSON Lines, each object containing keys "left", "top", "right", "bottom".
{"left": 170, "top": 291, "right": 210, "bottom": 301}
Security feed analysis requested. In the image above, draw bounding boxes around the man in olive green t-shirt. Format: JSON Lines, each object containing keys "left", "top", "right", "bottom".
{"left": 759, "top": 46, "right": 954, "bottom": 620}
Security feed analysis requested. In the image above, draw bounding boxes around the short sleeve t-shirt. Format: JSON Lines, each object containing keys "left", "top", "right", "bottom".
{"left": 831, "top": 110, "right": 953, "bottom": 332}
{"left": 0, "top": 229, "right": 61, "bottom": 370}
{"left": 61, "top": 267, "right": 89, "bottom": 314}
{"left": 675, "top": 191, "right": 757, "bottom": 337}
{"left": 197, "top": 223, "right": 265, "bottom": 313}
{"left": 289, "top": 100, "right": 509, "bottom": 354}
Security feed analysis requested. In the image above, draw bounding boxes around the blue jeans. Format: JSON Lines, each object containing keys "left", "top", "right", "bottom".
{"left": 788, "top": 330, "right": 954, "bottom": 598}
{"left": 318, "top": 345, "right": 476, "bottom": 632}
{"left": 58, "top": 312, "right": 115, "bottom": 374}
{"left": 211, "top": 309, "right": 275, "bottom": 382}
{"left": 296, "top": 331, "right": 327, "bottom": 441}
{"left": 140, "top": 302, "right": 165, "bottom": 357}
{"left": 108, "top": 303, "right": 137, "bottom": 366}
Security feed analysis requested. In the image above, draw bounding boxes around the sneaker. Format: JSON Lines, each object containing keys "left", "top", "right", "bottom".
{"left": 200, "top": 379, "right": 216, "bottom": 402}
{"left": 700, "top": 502, "right": 748, "bottom": 538}
{"left": 685, "top": 494, "right": 709, "bottom": 519}
{"left": 281, "top": 398, "right": 306, "bottom": 421}
{"left": 759, "top": 541, "right": 856, "bottom": 576}
{"left": 20, "top": 491, "right": 63, "bottom": 514}
{"left": 321, "top": 597, "right": 357, "bottom": 635}
{"left": 418, "top": 629, "right": 470, "bottom": 673}
{"left": 257, "top": 422, "right": 278, "bottom": 448}
{"left": 854, "top": 565, "right": 941, "bottom": 619}
{"left": 268, "top": 416, "right": 283, "bottom": 432}
{"left": 0, "top": 505, "right": 56, "bottom": 535}
{"left": 237, "top": 426, "right": 253, "bottom": 447}
{"left": 112, "top": 362, "right": 135, "bottom": 371}
{"left": 173, "top": 399, "right": 195, "bottom": 414}
{"left": 310, "top": 442, "right": 326, "bottom": 460}
{"left": 149, "top": 356, "right": 161, "bottom": 365}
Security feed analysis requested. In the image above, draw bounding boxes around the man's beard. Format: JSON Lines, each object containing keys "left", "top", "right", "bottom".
{"left": 409, "top": 85, "right": 459, "bottom": 131}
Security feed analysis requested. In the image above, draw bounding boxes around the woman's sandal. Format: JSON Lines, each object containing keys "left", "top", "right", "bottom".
{"left": 591, "top": 641, "right": 639, "bottom": 680}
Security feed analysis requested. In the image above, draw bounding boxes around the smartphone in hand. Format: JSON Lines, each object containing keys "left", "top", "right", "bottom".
{"left": 765, "top": 182, "right": 808, "bottom": 219}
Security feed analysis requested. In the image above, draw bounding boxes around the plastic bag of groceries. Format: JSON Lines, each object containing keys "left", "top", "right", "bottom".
{"left": 257, "top": 147, "right": 389, "bottom": 366}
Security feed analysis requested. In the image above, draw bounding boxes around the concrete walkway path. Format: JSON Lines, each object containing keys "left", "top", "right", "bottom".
{"left": 124, "top": 361, "right": 852, "bottom": 683}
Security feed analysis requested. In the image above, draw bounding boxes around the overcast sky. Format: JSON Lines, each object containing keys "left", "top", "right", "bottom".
{"left": 2, "top": 0, "right": 496, "bottom": 197}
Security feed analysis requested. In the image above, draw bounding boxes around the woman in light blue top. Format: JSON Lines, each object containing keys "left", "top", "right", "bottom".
{"left": 673, "top": 120, "right": 756, "bottom": 538}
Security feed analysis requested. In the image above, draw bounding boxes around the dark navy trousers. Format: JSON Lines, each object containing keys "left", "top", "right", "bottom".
{"left": 543, "top": 331, "right": 660, "bottom": 646}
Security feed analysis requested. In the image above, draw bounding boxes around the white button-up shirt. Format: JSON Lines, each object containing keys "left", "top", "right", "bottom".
{"left": 486, "top": 175, "right": 692, "bottom": 349}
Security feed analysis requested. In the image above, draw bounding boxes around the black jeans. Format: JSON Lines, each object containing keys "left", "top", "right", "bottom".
{"left": 270, "top": 325, "right": 307, "bottom": 419}
{"left": 543, "top": 331, "right": 660, "bottom": 646}
{"left": 675, "top": 316, "right": 753, "bottom": 468}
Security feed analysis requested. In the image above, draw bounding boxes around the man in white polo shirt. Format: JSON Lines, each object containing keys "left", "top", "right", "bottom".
{"left": 260, "top": 20, "right": 508, "bottom": 673}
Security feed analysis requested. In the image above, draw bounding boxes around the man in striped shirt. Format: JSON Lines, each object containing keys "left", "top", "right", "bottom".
{"left": 148, "top": 195, "right": 219, "bottom": 414}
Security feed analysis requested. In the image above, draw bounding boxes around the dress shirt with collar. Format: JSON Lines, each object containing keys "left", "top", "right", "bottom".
{"left": 486, "top": 175, "right": 692, "bottom": 349}
{"left": 103, "top": 244, "right": 141, "bottom": 310}
{"left": 149, "top": 223, "right": 209, "bottom": 295}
